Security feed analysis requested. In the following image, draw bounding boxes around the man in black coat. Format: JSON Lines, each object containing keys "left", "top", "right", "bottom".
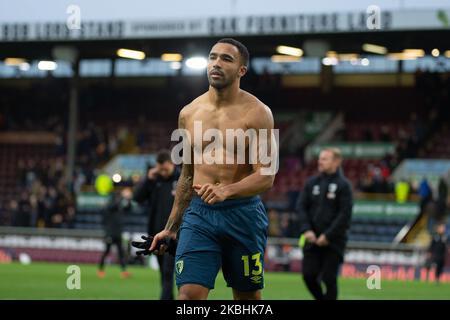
{"left": 133, "top": 150, "right": 179, "bottom": 300}
{"left": 426, "top": 222, "right": 449, "bottom": 283}
{"left": 98, "top": 187, "right": 132, "bottom": 279}
{"left": 297, "top": 148, "right": 353, "bottom": 300}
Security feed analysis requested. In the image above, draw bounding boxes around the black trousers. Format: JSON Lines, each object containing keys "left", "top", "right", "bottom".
{"left": 302, "top": 244, "right": 343, "bottom": 300}
{"left": 157, "top": 254, "right": 175, "bottom": 300}
{"left": 435, "top": 259, "right": 445, "bottom": 280}
{"left": 99, "top": 236, "right": 126, "bottom": 271}
{"left": 429, "top": 258, "right": 445, "bottom": 281}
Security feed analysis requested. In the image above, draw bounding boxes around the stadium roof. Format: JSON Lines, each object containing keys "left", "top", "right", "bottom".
{"left": 1, "top": 30, "right": 450, "bottom": 62}
{"left": 1, "top": 9, "right": 449, "bottom": 61}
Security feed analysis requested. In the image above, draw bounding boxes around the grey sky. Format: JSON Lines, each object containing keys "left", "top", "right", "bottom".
{"left": 0, "top": 0, "right": 449, "bottom": 22}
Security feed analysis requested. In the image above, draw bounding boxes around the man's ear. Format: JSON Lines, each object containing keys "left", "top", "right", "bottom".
{"left": 238, "top": 65, "right": 248, "bottom": 78}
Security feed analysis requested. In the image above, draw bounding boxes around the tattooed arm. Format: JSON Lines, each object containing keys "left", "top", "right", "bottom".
{"left": 150, "top": 108, "right": 194, "bottom": 253}
{"left": 164, "top": 161, "right": 194, "bottom": 233}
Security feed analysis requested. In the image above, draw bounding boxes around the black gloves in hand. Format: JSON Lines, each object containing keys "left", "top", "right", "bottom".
{"left": 131, "top": 235, "right": 177, "bottom": 256}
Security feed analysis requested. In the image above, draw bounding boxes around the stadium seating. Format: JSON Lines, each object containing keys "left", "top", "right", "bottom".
{"left": 348, "top": 216, "right": 408, "bottom": 243}
{"left": 0, "top": 143, "right": 57, "bottom": 200}
{"left": 423, "top": 124, "right": 450, "bottom": 159}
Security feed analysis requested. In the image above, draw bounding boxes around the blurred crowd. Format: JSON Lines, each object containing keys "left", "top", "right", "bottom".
{"left": 0, "top": 157, "right": 75, "bottom": 228}
{"left": 0, "top": 119, "right": 131, "bottom": 228}
{"left": 73, "top": 122, "right": 130, "bottom": 191}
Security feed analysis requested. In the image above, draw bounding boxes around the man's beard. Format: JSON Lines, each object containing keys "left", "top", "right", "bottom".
{"left": 208, "top": 74, "right": 233, "bottom": 90}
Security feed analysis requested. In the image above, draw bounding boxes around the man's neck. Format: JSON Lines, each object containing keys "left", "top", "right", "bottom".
{"left": 208, "top": 82, "right": 240, "bottom": 107}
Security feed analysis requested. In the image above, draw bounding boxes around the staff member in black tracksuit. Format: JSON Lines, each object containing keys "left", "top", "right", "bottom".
{"left": 297, "top": 147, "right": 353, "bottom": 300}
{"left": 425, "top": 223, "right": 448, "bottom": 283}
{"left": 98, "top": 187, "right": 132, "bottom": 279}
{"left": 133, "top": 150, "right": 179, "bottom": 300}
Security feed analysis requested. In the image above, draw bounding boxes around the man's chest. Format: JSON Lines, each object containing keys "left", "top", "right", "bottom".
{"left": 188, "top": 108, "right": 249, "bottom": 131}
{"left": 186, "top": 109, "right": 252, "bottom": 150}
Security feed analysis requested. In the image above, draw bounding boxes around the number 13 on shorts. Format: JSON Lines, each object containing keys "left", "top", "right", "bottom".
{"left": 241, "top": 252, "right": 263, "bottom": 283}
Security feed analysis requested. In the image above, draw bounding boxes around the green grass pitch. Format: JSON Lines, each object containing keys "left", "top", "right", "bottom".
{"left": 0, "top": 262, "right": 449, "bottom": 300}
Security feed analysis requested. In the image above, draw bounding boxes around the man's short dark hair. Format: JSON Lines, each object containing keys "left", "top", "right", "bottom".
{"left": 156, "top": 149, "right": 172, "bottom": 164}
{"left": 217, "top": 38, "right": 250, "bottom": 67}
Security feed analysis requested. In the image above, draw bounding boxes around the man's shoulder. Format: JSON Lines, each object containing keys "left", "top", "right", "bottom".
{"left": 337, "top": 174, "right": 352, "bottom": 189}
{"left": 179, "top": 101, "right": 197, "bottom": 118}
{"left": 241, "top": 90, "right": 271, "bottom": 113}
{"left": 179, "top": 93, "right": 208, "bottom": 117}
{"left": 240, "top": 90, "right": 273, "bottom": 127}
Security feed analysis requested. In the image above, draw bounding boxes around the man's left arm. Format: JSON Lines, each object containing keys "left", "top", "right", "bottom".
{"left": 222, "top": 104, "right": 276, "bottom": 199}
{"left": 323, "top": 182, "right": 353, "bottom": 241}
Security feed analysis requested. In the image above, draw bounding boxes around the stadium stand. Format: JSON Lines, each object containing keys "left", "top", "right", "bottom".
{"left": 0, "top": 65, "right": 449, "bottom": 246}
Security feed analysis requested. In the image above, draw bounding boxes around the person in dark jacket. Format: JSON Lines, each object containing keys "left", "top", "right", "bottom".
{"left": 133, "top": 150, "right": 179, "bottom": 300}
{"left": 297, "top": 148, "right": 353, "bottom": 300}
{"left": 425, "top": 222, "right": 448, "bottom": 283}
{"left": 98, "top": 187, "right": 132, "bottom": 278}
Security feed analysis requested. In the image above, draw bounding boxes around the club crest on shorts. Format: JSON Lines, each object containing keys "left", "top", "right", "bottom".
{"left": 176, "top": 260, "right": 184, "bottom": 274}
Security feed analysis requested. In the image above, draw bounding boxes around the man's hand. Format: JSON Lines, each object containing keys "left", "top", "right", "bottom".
{"left": 193, "top": 183, "right": 228, "bottom": 205}
{"left": 147, "top": 167, "right": 159, "bottom": 180}
{"left": 303, "top": 230, "right": 317, "bottom": 244}
{"left": 149, "top": 229, "right": 177, "bottom": 255}
{"left": 131, "top": 235, "right": 155, "bottom": 255}
{"left": 316, "top": 234, "right": 329, "bottom": 247}
{"left": 132, "top": 235, "right": 177, "bottom": 256}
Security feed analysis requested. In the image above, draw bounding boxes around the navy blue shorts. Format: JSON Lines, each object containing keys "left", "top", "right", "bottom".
{"left": 175, "top": 195, "right": 268, "bottom": 292}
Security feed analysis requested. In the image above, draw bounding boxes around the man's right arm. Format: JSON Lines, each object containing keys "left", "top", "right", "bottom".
{"left": 150, "top": 108, "right": 194, "bottom": 252}
{"left": 164, "top": 162, "right": 194, "bottom": 233}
